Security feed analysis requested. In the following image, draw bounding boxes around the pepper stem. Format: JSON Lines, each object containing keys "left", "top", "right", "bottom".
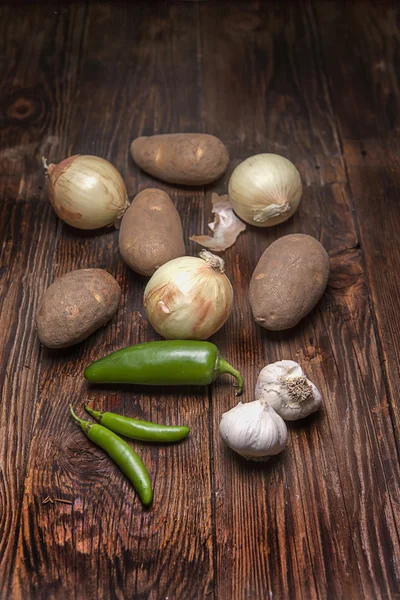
{"left": 218, "top": 358, "right": 244, "bottom": 395}
{"left": 84, "top": 404, "right": 103, "bottom": 422}
{"left": 70, "top": 404, "right": 92, "bottom": 434}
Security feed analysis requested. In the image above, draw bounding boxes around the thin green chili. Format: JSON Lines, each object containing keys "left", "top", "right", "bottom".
{"left": 70, "top": 406, "right": 153, "bottom": 507}
{"left": 85, "top": 405, "right": 190, "bottom": 443}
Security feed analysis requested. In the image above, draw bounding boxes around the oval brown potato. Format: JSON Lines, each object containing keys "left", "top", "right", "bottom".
{"left": 119, "top": 188, "right": 185, "bottom": 276}
{"left": 249, "top": 234, "right": 330, "bottom": 331}
{"left": 36, "top": 269, "right": 121, "bottom": 348}
{"left": 130, "top": 133, "right": 229, "bottom": 185}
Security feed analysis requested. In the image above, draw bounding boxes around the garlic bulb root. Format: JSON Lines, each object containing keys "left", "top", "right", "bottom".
{"left": 283, "top": 375, "right": 315, "bottom": 406}
{"left": 255, "top": 360, "right": 322, "bottom": 421}
{"left": 228, "top": 153, "right": 302, "bottom": 227}
{"left": 219, "top": 400, "right": 288, "bottom": 461}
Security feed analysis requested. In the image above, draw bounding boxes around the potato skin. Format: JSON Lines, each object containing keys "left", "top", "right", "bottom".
{"left": 119, "top": 189, "right": 185, "bottom": 276}
{"left": 130, "top": 133, "right": 229, "bottom": 185}
{"left": 249, "top": 234, "right": 330, "bottom": 331}
{"left": 36, "top": 269, "right": 121, "bottom": 348}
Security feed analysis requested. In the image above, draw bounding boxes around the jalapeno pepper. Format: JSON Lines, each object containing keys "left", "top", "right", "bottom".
{"left": 85, "top": 405, "right": 190, "bottom": 442}
{"left": 70, "top": 406, "right": 153, "bottom": 507}
{"left": 84, "top": 340, "right": 243, "bottom": 395}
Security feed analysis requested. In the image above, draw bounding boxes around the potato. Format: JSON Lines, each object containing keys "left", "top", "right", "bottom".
{"left": 249, "top": 234, "right": 330, "bottom": 331}
{"left": 130, "top": 133, "right": 229, "bottom": 185}
{"left": 36, "top": 269, "right": 121, "bottom": 348}
{"left": 119, "top": 188, "right": 185, "bottom": 276}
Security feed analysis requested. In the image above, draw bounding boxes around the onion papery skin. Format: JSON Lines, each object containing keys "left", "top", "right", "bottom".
{"left": 228, "top": 153, "right": 302, "bottom": 227}
{"left": 46, "top": 155, "right": 129, "bottom": 230}
{"left": 143, "top": 254, "right": 234, "bottom": 340}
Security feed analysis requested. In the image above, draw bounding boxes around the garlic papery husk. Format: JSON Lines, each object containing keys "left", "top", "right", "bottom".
{"left": 228, "top": 153, "right": 302, "bottom": 227}
{"left": 190, "top": 193, "right": 246, "bottom": 251}
{"left": 43, "top": 155, "right": 129, "bottom": 230}
{"left": 143, "top": 250, "right": 233, "bottom": 340}
{"left": 255, "top": 360, "right": 322, "bottom": 421}
{"left": 219, "top": 400, "right": 288, "bottom": 461}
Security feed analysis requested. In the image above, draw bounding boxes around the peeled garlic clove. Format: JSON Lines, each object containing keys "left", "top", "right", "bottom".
{"left": 190, "top": 193, "right": 246, "bottom": 252}
{"left": 228, "top": 153, "right": 302, "bottom": 227}
{"left": 219, "top": 400, "right": 288, "bottom": 461}
{"left": 255, "top": 360, "right": 322, "bottom": 421}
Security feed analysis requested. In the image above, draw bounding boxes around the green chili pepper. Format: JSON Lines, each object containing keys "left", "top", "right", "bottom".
{"left": 70, "top": 406, "right": 153, "bottom": 507}
{"left": 85, "top": 405, "right": 190, "bottom": 443}
{"left": 84, "top": 340, "right": 243, "bottom": 395}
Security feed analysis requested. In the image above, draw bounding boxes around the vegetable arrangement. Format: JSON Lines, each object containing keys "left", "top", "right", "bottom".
{"left": 39, "top": 132, "right": 331, "bottom": 507}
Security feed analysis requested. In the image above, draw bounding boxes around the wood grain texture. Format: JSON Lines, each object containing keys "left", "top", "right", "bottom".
{"left": 314, "top": 0, "right": 400, "bottom": 454}
{"left": 0, "top": 1, "right": 79, "bottom": 591}
{"left": 0, "top": 200, "right": 58, "bottom": 594}
{"left": 6, "top": 4, "right": 213, "bottom": 600}
{"left": 200, "top": 2, "right": 400, "bottom": 599}
{"left": 314, "top": 0, "right": 400, "bottom": 140}
{"left": 0, "top": 1, "right": 399, "bottom": 599}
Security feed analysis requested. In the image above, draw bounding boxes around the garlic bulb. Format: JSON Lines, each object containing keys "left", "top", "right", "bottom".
{"left": 228, "top": 153, "right": 302, "bottom": 227}
{"left": 219, "top": 400, "right": 288, "bottom": 461}
{"left": 143, "top": 250, "right": 233, "bottom": 340}
{"left": 43, "top": 155, "right": 129, "bottom": 230}
{"left": 255, "top": 360, "right": 322, "bottom": 421}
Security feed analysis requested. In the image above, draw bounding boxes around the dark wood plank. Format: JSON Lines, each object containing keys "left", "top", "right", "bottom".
{"left": 200, "top": 2, "right": 400, "bottom": 599}
{"left": 0, "top": 2, "right": 89, "bottom": 202}
{"left": 9, "top": 3, "right": 214, "bottom": 600}
{"left": 341, "top": 141, "right": 400, "bottom": 442}
{"left": 0, "top": 2, "right": 88, "bottom": 594}
{"left": 0, "top": 201, "right": 58, "bottom": 595}
{"left": 314, "top": 1, "right": 400, "bottom": 451}
{"left": 313, "top": 0, "right": 400, "bottom": 141}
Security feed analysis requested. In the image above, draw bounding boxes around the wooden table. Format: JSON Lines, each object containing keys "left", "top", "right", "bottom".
{"left": 1, "top": 1, "right": 399, "bottom": 599}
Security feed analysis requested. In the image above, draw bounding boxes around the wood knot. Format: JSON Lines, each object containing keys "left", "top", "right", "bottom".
{"left": 7, "top": 97, "right": 35, "bottom": 120}
{"left": 4, "top": 85, "right": 46, "bottom": 125}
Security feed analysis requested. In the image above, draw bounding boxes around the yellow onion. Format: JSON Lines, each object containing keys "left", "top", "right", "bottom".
{"left": 43, "top": 155, "right": 129, "bottom": 230}
{"left": 143, "top": 250, "right": 233, "bottom": 340}
{"left": 228, "top": 153, "right": 302, "bottom": 227}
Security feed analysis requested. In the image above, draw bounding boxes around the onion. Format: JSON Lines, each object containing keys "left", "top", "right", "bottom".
{"left": 228, "top": 153, "right": 302, "bottom": 227}
{"left": 43, "top": 155, "right": 129, "bottom": 230}
{"left": 143, "top": 250, "right": 233, "bottom": 340}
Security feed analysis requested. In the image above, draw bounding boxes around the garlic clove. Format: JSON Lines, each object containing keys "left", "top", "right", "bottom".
{"left": 190, "top": 193, "right": 246, "bottom": 251}
{"left": 255, "top": 360, "right": 322, "bottom": 421}
{"left": 219, "top": 400, "right": 288, "bottom": 461}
